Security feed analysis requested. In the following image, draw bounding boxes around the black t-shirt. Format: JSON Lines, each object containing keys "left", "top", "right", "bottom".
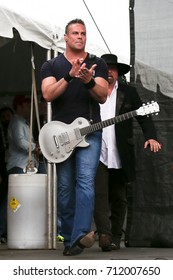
{"left": 40, "top": 53, "right": 108, "bottom": 124}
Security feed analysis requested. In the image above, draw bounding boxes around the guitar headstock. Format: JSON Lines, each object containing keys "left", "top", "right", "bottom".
{"left": 137, "top": 101, "right": 160, "bottom": 116}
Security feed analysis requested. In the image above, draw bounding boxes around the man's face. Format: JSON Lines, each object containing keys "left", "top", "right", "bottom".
{"left": 107, "top": 65, "right": 119, "bottom": 85}
{"left": 64, "top": 23, "right": 86, "bottom": 51}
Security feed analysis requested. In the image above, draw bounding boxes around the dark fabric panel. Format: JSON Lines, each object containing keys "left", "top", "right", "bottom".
{"left": 0, "top": 31, "right": 47, "bottom": 94}
{"left": 125, "top": 0, "right": 173, "bottom": 248}
{"left": 129, "top": 0, "right": 135, "bottom": 83}
{"left": 125, "top": 79, "right": 173, "bottom": 247}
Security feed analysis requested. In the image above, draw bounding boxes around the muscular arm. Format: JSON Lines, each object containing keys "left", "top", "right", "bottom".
{"left": 41, "top": 57, "right": 84, "bottom": 102}
{"left": 42, "top": 75, "right": 108, "bottom": 104}
{"left": 41, "top": 58, "right": 108, "bottom": 104}
{"left": 41, "top": 76, "right": 69, "bottom": 102}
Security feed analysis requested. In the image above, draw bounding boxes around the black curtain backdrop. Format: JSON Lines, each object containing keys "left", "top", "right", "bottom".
{"left": 0, "top": 30, "right": 47, "bottom": 94}
{"left": 126, "top": 0, "right": 173, "bottom": 247}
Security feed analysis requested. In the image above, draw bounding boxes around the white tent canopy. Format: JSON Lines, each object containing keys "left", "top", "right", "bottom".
{"left": 0, "top": 4, "right": 65, "bottom": 51}
{"left": 0, "top": 0, "right": 130, "bottom": 59}
{"left": 0, "top": 0, "right": 131, "bottom": 99}
{"left": 134, "top": 0, "right": 173, "bottom": 98}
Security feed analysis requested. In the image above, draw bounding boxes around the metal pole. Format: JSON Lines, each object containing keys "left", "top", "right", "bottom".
{"left": 52, "top": 49, "right": 58, "bottom": 249}
{"left": 46, "top": 49, "right": 54, "bottom": 249}
{"left": 52, "top": 163, "right": 57, "bottom": 249}
{"left": 46, "top": 49, "right": 58, "bottom": 249}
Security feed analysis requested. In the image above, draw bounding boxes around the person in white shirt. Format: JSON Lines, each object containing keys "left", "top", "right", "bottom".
{"left": 7, "top": 95, "right": 37, "bottom": 174}
{"left": 94, "top": 54, "right": 162, "bottom": 251}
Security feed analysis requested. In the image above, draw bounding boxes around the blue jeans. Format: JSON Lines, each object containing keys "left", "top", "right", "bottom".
{"left": 37, "top": 161, "right": 47, "bottom": 174}
{"left": 7, "top": 167, "right": 25, "bottom": 175}
{"left": 57, "top": 131, "right": 102, "bottom": 247}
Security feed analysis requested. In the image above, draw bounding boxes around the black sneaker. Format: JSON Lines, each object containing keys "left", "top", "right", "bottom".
{"left": 69, "top": 246, "right": 84, "bottom": 256}
{"left": 99, "top": 234, "right": 112, "bottom": 252}
{"left": 63, "top": 246, "right": 83, "bottom": 256}
{"left": 63, "top": 247, "right": 71, "bottom": 256}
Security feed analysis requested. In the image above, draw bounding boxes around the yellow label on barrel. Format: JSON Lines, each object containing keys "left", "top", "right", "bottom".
{"left": 9, "top": 197, "right": 21, "bottom": 212}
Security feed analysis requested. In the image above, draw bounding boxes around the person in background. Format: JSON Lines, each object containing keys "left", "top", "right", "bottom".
{"left": 33, "top": 96, "right": 47, "bottom": 174}
{"left": 0, "top": 107, "right": 14, "bottom": 164}
{"left": 0, "top": 107, "right": 14, "bottom": 243}
{"left": 94, "top": 54, "right": 162, "bottom": 251}
{"left": 40, "top": 18, "right": 108, "bottom": 256}
{"left": 7, "top": 95, "right": 37, "bottom": 175}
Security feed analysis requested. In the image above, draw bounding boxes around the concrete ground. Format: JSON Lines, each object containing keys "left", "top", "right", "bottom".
{"left": 0, "top": 240, "right": 173, "bottom": 260}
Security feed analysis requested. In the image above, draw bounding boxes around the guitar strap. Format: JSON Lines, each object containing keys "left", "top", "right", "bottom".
{"left": 88, "top": 53, "right": 96, "bottom": 124}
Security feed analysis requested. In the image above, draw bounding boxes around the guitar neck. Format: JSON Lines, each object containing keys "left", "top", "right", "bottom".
{"left": 80, "top": 110, "right": 137, "bottom": 136}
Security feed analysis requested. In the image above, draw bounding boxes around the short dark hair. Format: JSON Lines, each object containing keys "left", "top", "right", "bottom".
{"left": 65, "top": 19, "right": 85, "bottom": 34}
{"left": 13, "top": 95, "right": 31, "bottom": 110}
{"left": 0, "top": 106, "right": 14, "bottom": 116}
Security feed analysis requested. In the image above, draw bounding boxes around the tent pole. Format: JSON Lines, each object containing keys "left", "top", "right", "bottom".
{"left": 46, "top": 49, "right": 58, "bottom": 250}
{"left": 52, "top": 162, "right": 57, "bottom": 249}
{"left": 52, "top": 50, "right": 58, "bottom": 249}
{"left": 46, "top": 49, "right": 56, "bottom": 249}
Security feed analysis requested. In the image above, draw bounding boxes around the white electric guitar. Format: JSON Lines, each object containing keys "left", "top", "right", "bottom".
{"left": 39, "top": 101, "right": 159, "bottom": 163}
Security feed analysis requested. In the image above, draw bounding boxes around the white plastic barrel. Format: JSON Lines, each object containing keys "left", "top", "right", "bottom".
{"left": 7, "top": 174, "right": 48, "bottom": 249}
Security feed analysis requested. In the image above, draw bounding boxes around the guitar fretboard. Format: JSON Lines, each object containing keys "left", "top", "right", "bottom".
{"left": 80, "top": 110, "right": 137, "bottom": 136}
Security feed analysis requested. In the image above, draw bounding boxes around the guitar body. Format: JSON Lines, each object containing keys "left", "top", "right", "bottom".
{"left": 39, "top": 101, "right": 159, "bottom": 163}
{"left": 39, "top": 117, "right": 90, "bottom": 163}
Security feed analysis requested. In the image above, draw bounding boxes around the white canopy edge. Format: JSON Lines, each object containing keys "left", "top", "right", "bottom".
{"left": 0, "top": 6, "right": 66, "bottom": 51}
{"left": 0, "top": 0, "right": 130, "bottom": 58}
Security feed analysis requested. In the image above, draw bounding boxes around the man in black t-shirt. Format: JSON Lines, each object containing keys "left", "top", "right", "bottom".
{"left": 40, "top": 18, "right": 108, "bottom": 256}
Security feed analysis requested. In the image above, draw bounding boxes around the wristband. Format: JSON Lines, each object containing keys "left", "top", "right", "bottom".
{"left": 64, "top": 73, "right": 73, "bottom": 83}
{"left": 85, "top": 78, "right": 96, "bottom": 89}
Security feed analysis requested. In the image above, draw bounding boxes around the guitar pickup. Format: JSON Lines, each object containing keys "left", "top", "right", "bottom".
{"left": 53, "top": 135, "right": 59, "bottom": 148}
{"left": 74, "top": 128, "right": 82, "bottom": 140}
{"left": 61, "top": 132, "right": 70, "bottom": 144}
